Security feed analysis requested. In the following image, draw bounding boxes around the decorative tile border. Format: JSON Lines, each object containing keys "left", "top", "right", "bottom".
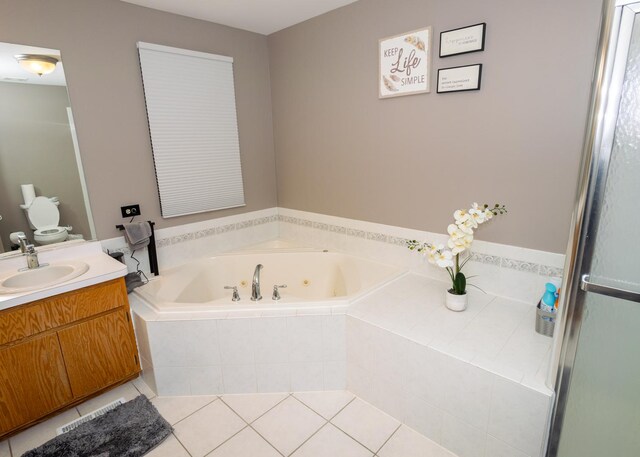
{"left": 109, "top": 214, "right": 278, "bottom": 253}
{"left": 539, "top": 265, "right": 564, "bottom": 278}
{"left": 107, "top": 209, "right": 563, "bottom": 279}
{"left": 366, "top": 232, "right": 388, "bottom": 243}
{"left": 346, "top": 228, "right": 366, "bottom": 238}
{"left": 278, "top": 215, "right": 563, "bottom": 277}
{"left": 312, "top": 221, "right": 329, "bottom": 231}
{"left": 469, "top": 252, "right": 502, "bottom": 267}
{"left": 388, "top": 236, "right": 410, "bottom": 247}
{"left": 501, "top": 257, "right": 540, "bottom": 274}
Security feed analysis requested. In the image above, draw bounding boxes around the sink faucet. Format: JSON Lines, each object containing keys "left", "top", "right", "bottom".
{"left": 17, "top": 235, "right": 40, "bottom": 269}
{"left": 251, "top": 264, "right": 263, "bottom": 301}
{"left": 17, "top": 234, "right": 29, "bottom": 253}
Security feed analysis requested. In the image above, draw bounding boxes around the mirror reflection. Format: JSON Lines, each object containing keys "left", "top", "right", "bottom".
{"left": 0, "top": 42, "right": 95, "bottom": 254}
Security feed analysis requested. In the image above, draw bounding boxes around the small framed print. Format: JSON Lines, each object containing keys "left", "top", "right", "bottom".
{"left": 439, "top": 23, "right": 486, "bottom": 58}
{"left": 379, "top": 27, "right": 432, "bottom": 98}
{"left": 437, "top": 64, "right": 482, "bottom": 93}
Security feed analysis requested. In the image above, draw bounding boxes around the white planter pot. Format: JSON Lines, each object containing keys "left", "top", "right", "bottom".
{"left": 445, "top": 289, "right": 468, "bottom": 312}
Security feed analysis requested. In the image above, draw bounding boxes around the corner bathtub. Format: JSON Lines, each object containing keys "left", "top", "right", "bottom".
{"left": 134, "top": 250, "right": 403, "bottom": 314}
{"left": 130, "top": 248, "right": 403, "bottom": 395}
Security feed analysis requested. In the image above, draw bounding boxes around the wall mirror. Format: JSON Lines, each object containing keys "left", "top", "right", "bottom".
{"left": 0, "top": 42, "right": 96, "bottom": 256}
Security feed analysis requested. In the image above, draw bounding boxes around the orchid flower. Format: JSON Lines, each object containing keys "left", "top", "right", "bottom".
{"left": 454, "top": 209, "right": 469, "bottom": 223}
{"left": 469, "top": 202, "right": 487, "bottom": 225}
{"left": 426, "top": 244, "right": 439, "bottom": 265}
{"left": 447, "top": 223, "right": 466, "bottom": 240}
{"left": 407, "top": 203, "right": 507, "bottom": 295}
{"left": 448, "top": 234, "right": 473, "bottom": 254}
{"left": 435, "top": 249, "right": 454, "bottom": 268}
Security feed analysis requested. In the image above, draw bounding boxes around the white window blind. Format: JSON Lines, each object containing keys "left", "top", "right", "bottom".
{"left": 137, "top": 42, "right": 245, "bottom": 218}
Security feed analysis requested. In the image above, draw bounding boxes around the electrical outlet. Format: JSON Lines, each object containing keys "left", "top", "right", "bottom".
{"left": 120, "top": 204, "right": 141, "bottom": 218}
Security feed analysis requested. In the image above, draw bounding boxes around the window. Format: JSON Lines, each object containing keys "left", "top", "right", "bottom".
{"left": 137, "top": 42, "right": 245, "bottom": 218}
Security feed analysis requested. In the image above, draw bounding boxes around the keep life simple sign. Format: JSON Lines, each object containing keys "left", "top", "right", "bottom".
{"left": 379, "top": 27, "right": 431, "bottom": 98}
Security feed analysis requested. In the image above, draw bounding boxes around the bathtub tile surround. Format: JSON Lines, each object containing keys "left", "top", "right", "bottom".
{"left": 103, "top": 206, "right": 563, "bottom": 304}
{"left": 132, "top": 306, "right": 347, "bottom": 396}
{"left": 277, "top": 207, "right": 565, "bottom": 304}
{"left": 100, "top": 207, "right": 279, "bottom": 274}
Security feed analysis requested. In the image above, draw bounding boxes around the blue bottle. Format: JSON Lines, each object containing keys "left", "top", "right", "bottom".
{"left": 540, "top": 283, "right": 556, "bottom": 313}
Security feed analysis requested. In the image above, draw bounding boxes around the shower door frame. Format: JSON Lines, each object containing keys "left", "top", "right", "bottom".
{"left": 547, "top": 0, "right": 640, "bottom": 455}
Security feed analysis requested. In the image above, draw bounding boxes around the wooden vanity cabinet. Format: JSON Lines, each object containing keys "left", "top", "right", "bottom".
{"left": 0, "top": 278, "right": 140, "bottom": 439}
{"left": 0, "top": 333, "right": 73, "bottom": 433}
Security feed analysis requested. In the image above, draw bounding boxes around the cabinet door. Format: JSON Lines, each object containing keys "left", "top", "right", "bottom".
{"left": 0, "top": 333, "right": 73, "bottom": 434}
{"left": 57, "top": 310, "right": 140, "bottom": 398}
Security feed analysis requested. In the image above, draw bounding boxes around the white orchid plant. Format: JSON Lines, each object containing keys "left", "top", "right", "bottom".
{"left": 407, "top": 203, "right": 507, "bottom": 295}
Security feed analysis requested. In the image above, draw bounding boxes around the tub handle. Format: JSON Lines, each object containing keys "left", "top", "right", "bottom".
{"left": 224, "top": 286, "right": 241, "bottom": 302}
{"left": 272, "top": 284, "right": 287, "bottom": 301}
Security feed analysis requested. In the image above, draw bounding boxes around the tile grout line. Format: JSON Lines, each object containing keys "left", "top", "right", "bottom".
{"left": 246, "top": 423, "right": 286, "bottom": 457}
{"left": 202, "top": 425, "right": 251, "bottom": 457}
{"left": 171, "top": 431, "right": 194, "bottom": 457}
{"left": 327, "top": 421, "right": 383, "bottom": 456}
{"left": 221, "top": 392, "right": 292, "bottom": 426}
{"left": 170, "top": 396, "right": 220, "bottom": 427}
{"left": 326, "top": 395, "right": 357, "bottom": 421}
{"left": 196, "top": 397, "right": 252, "bottom": 456}
{"left": 374, "top": 423, "right": 402, "bottom": 455}
{"left": 271, "top": 392, "right": 356, "bottom": 456}
{"left": 218, "top": 393, "right": 293, "bottom": 457}
{"left": 200, "top": 392, "right": 259, "bottom": 456}
{"left": 219, "top": 392, "right": 356, "bottom": 457}
{"left": 327, "top": 399, "right": 401, "bottom": 455}
{"left": 286, "top": 420, "right": 330, "bottom": 456}
{"left": 289, "top": 394, "right": 331, "bottom": 421}
{"left": 8, "top": 438, "right": 13, "bottom": 457}
{"left": 249, "top": 392, "right": 330, "bottom": 456}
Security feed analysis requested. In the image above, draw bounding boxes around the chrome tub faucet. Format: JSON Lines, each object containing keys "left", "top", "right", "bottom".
{"left": 251, "top": 264, "right": 263, "bottom": 301}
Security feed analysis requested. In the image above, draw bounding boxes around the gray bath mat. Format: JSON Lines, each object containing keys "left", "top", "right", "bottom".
{"left": 22, "top": 395, "right": 172, "bottom": 457}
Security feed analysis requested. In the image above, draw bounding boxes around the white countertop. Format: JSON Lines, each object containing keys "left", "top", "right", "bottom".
{"left": 0, "top": 241, "right": 127, "bottom": 311}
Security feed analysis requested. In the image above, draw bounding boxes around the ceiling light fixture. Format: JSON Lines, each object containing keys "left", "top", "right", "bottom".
{"left": 14, "top": 54, "right": 59, "bottom": 76}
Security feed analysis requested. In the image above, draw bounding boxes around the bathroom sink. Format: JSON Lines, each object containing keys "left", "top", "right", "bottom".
{"left": 0, "top": 261, "right": 90, "bottom": 294}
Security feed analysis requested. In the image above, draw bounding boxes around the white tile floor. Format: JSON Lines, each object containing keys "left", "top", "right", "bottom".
{"left": 0, "top": 378, "right": 457, "bottom": 457}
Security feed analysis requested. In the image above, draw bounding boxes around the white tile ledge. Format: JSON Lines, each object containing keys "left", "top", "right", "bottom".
{"left": 348, "top": 274, "right": 554, "bottom": 397}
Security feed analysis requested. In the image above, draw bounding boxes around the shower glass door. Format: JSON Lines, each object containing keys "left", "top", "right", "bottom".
{"left": 552, "top": 2, "right": 640, "bottom": 456}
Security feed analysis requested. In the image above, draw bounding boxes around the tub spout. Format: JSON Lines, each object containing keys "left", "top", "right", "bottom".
{"left": 251, "top": 264, "right": 263, "bottom": 301}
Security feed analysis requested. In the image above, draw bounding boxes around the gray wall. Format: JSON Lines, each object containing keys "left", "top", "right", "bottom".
{"left": 0, "top": 0, "right": 605, "bottom": 253}
{"left": 268, "top": 0, "right": 604, "bottom": 253}
{"left": 0, "top": 0, "right": 277, "bottom": 240}
{"left": 0, "top": 82, "right": 91, "bottom": 247}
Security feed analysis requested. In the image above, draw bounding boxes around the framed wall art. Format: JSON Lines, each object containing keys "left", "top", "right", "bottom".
{"left": 437, "top": 64, "right": 482, "bottom": 93}
{"left": 379, "top": 27, "right": 432, "bottom": 98}
{"left": 439, "top": 23, "right": 486, "bottom": 58}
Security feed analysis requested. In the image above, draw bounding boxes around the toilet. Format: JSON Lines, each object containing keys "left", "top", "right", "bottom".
{"left": 25, "top": 196, "right": 72, "bottom": 245}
